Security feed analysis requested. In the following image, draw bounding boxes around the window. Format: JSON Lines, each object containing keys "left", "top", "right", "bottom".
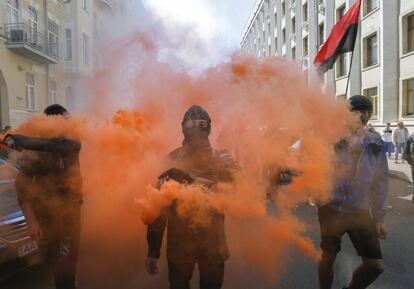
{"left": 336, "top": 54, "right": 347, "bottom": 77}
{"left": 302, "top": 2, "right": 308, "bottom": 22}
{"left": 263, "top": 29, "right": 265, "bottom": 45}
{"left": 291, "top": 46, "right": 296, "bottom": 59}
{"left": 6, "top": 0, "right": 19, "bottom": 24}
{"left": 318, "top": 22, "right": 325, "bottom": 47}
{"left": 337, "top": 5, "right": 345, "bottom": 23}
{"left": 65, "top": 86, "right": 75, "bottom": 110}
{"left": 363, "top": 33, "right": 378, "bottom": 68}
{"left": 403, "top": 78, "right": 414, "bottom": 116}
{"left": 336, "top": 5, "right": 347, "bottom": 78}
{"left": 275, "top": 37, "right": 278, "bottom": 50}
{"left": 282, "top": 28, "right": 286, "bottom": 44}
{"left": 336, "top": 94, "right": 347, "bottom": 101}
{"left": 49, "top": 80, "right": 57, "bottom": 104}
{"left": 404, "top": 13, "right": 414, "bottom": 54}
{"left": 82, "top": 33, "right": 89, "bottom": 65}
{"left": 282, "top": 1, "right": 286, "bottom": 17}
{"left": 291, "top": 16, "right": 296, "bottom": 32}
{"left": 82, "top": 0, "right": 88, "bottom": 11}
{"left": 363, "top": 0, "right": 378, "bottom": 16}
{"left": 93, "top": 12, "right": 98, "bottom": 36}
{"left": 28, "top": 7, "right": 38, "bottom": 44}
{"left": 363, "top": 87, "right": 378, "bottom": 118}
{"left": 25, "top": 73, "right": 35, "bottom": 111}
{"left": 303, "top": 36, "right": 308, "bottom": 56}
{"left": 48, "top": 20, "right": 59, "bottom": 57}
{"left": 66, "top": 29, "right": 72, "bottom": 60}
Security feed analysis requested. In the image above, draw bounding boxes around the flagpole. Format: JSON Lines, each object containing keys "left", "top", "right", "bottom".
{"left": 345, "top": 0, "right": 361, "bottom": 98}
{"left": 345, "top": 48, "right": 355, "bottom": 98}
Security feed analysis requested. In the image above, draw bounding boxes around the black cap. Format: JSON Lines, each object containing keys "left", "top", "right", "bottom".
{"left": 348, "top": 95, "right": 373, "bottom": 112}
{"left": 43, "top": 104, "right": 69, "bottom": 116}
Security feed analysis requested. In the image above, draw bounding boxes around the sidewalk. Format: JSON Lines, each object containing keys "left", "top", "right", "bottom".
{"left": 388, "top": 158, "right": 412, "bottom": 183}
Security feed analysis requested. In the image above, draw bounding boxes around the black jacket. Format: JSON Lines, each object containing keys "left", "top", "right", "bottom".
{"left": 147, "top": 146, "right": 238, "bottom": 263}
{"left": 10, "top": 134, "right": 82, "bottom": 220}
{"left": 404, "top": 135, "right": 414, "bottom": 165}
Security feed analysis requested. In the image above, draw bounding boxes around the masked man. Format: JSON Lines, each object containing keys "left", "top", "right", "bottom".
{"left": 317, "top": 95, "right": 388, "bottom": 289}
{"left": 4, "top": 104, "right": 82, "bottom": 289}
{"left": 146, "top": 105, "right": 238, "bottom": 289}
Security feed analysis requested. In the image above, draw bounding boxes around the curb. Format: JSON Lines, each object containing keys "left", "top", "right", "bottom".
{"left": 389, "top": 170, "right": 412, "bottom": 184}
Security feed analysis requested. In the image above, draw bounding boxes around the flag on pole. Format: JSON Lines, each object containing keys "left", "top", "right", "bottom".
{"left": 314, "top": 0, "right": 362, "bottom": 74}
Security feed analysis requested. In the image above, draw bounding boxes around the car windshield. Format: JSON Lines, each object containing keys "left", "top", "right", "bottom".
{"left": 0, "top": 158, "right": 19, "bottom": 220}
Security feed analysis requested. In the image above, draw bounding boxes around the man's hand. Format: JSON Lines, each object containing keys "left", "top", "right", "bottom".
{"left": 3, "top": 135, "right": 15, "bottom": 150}
{"left": 375, "top": 223, "right": 388, "bottom": 240}
{"left": 145, "top": 257, "right": 159, "bottom": 275}
{"left": 26, "top": 218, "right": 43, "bottom": 241}
{"left": 158, "top": 168, "right": 194, "bottom": 185}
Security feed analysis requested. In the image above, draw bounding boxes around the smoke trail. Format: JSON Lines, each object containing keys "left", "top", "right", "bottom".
{"left": 10, "top": 3, "right": 360, "bottom": 288}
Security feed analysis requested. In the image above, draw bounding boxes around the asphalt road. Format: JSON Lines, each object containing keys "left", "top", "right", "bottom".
{"left": 275, "top": 174, "right": 414, "bottom": 289}
{"left": 1, "top": 175, "right": 413, "bottom": 289}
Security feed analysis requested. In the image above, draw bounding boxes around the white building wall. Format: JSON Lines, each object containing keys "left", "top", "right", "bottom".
{"left": 400, "top": 1, "right": 414, "bottom": 127}
{"left": 242, "top": 0, "right": 414, "bottom": 131}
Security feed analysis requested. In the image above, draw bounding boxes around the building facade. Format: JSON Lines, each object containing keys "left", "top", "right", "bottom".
{"left": 0, "top": 0, "right": 64, "bottom": 128}
{"left": 241, "top": 0, "right": 414, "bottom": 129}
{"left": 0, "top": 0, "right": 140, "bottom": 128}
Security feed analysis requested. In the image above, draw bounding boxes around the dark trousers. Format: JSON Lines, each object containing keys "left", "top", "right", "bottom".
{"left": 168, "top": 262, "right": 225, "bottom": 289}
{"left": 40, "top": 205, "right": 81, "bottom": 289}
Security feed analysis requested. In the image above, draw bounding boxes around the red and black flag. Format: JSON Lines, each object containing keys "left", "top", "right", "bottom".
{"left": 314, "top": 0, "right": 362, "bottom": 74}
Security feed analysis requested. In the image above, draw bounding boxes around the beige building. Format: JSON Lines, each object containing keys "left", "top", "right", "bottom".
{"left": 0, "top": 0, "right": 64, "bottom": 128}
{"left": 241, "top": 0, "right": 414, "bottom": 130}
{"left": 0, "top": 0, "right": 140, "bottom": 128}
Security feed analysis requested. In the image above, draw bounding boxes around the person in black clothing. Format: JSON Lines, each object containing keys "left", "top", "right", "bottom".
{"left": 146, "top": 105, "right": 238, "bottom": 289}
{"left": 403, "top": 133, "right": 414, "bottom": 203}
{"left": 3, "top": 104, "right": 82, "bottom": 289}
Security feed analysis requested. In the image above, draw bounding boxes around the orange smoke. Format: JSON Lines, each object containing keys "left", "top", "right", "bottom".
{"left": 11, "top": 28, "right": 358, "bottom": 288}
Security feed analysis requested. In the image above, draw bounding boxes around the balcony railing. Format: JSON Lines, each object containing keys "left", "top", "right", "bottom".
{"left": 4, "top": 23, "right": 59, "bottom": 64}
{"left": 99, "top": 0, "right": 114, "bottom": 9}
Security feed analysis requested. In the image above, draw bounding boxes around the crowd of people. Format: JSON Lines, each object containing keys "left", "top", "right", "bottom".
{"left": 0, "top": 95, "right": 397, "bottom": 289}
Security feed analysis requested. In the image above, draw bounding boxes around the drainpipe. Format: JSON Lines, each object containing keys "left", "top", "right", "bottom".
{"left": 396, "top": 0, "right": 401, "bottom": 123}
{"left": 44, "top": 0, "right": 50, "bottom": 106}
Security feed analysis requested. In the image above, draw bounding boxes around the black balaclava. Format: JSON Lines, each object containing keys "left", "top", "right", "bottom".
{"left": 348, "top": 95, "right": 373, "bottom": 125}
{"left": 181, "top": 105, "right": 211, "bottom": 150}
{"left": 44, "top": 104, "right": 69, "bottom": 117}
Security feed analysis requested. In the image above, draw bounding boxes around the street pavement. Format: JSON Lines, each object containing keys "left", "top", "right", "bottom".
{"left": 274, "top": 173, "right": 414, "bottom": 289}
{"left": 1, "top": 171, "right": 413, "bottom": 289}
{"left": 387, "top": 158, "right": 413, "bottom": 183}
